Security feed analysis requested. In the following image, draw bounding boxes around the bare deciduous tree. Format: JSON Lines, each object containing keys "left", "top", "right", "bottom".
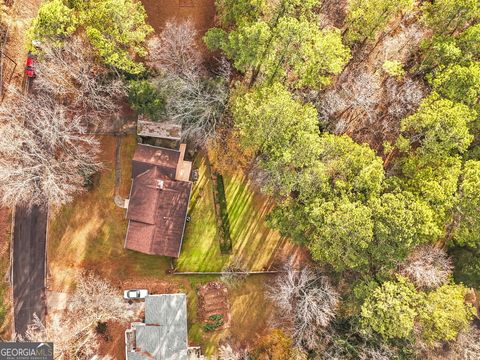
{"left": 215, "top": 344, "right": 249, "bottom": 360}
{"left": 400, "top": 245, "right": 453, "bottom": 290}
{"left": 157, "top": 66, "right": 229, "bottom": 144}
{"left": 358, "top": 345, "right": 397, "bottom": 360}
{"left": 24, "top": 274, "right": 136, "bottom": 359}
{"left": 385, "top": 77, "right": 426, "bottom": 119}
{"left": 146, "top": 21, "right": 229, "bottom": 145}
{"left": 318, "top": 70, "right": 381, "bottom": 133}
{"left": 0, "top": 90, "right": 100, "bottom": 208}
{"left": 24, "top": 314, "right": 99, "bottom": 359}
{"left": 34, "top": 36, "right": 126, "bottom": 125}
{"left": 446, "top": 326, "right": 480, "bottom": 360}
{"left": 267, "top": 265, "right": 339, "bottom": 350}
{"left": 146, "top": 20, "right": 202, "bottom": 75}
{"left": 69, "top": 273, "right": 135, "bottom": 322}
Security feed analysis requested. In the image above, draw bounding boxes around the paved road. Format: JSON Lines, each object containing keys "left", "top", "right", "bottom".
{"left": 12, "top": 205, "right": 47, "bottom": 335}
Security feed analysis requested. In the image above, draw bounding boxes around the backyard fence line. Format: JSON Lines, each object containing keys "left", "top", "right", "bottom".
{"left": 172, "top": 271, "right": 282, "bottom": 275}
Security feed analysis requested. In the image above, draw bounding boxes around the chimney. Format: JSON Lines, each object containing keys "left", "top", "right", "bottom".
{"left": 156, "top": 179, "right": 164, "bottom": 190}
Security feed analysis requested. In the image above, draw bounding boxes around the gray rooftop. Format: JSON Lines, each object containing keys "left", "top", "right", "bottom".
{"left": 126, "top": 294, "right": 188, "bottom": 360}
{"left": 137, "top": 117, "right": 182, "bottom": 140}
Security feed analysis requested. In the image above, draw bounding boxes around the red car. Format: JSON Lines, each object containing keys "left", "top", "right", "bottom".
{"left": 25, "top": 53, "right": 36, "bottom": 78}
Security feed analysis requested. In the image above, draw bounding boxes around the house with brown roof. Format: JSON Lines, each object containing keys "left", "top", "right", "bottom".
{"left": 124, "top": 144, "right": 192, "bottom": 258}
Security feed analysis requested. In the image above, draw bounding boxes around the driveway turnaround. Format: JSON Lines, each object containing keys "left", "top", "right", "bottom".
{"left": 12, "top": 205, "right": 47, "bottom": 335}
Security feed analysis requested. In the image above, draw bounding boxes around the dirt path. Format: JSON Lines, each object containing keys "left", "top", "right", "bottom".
{"left": 3, "top": 0, "right": 42, "bottom": 98}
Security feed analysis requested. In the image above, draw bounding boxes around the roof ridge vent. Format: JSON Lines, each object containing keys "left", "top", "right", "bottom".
{"left": 156, "top": 179, "right": 164, "bottom": 190}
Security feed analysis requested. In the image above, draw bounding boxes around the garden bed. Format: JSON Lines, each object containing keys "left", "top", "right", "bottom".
{"left": 197, "top": 281, "right": 231, "bottom": 332}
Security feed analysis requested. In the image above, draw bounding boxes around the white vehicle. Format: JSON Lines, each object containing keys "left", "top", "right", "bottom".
{"left": 123, "top": 289, "right": 149, "bottom": 300}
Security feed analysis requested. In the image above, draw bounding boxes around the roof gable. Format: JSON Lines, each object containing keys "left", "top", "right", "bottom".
{"left": 125, "top": 145, "right": 192, "bottom": 258}
{"left": 128, "top": 294, "right": 188, "bottom": 360}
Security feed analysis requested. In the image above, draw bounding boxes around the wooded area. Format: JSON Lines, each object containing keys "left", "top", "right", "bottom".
{"left": 0, "top": 0, "right": 478, "bottom": 358}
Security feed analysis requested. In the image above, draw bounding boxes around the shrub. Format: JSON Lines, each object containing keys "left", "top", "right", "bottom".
{"left": 95, "top": 321, "right": 108, "bottom": 335}
{"left": 128, "top": 80, "right": 165, "bottom": 121}
{"left": 203, "top": 314, "right": 224, "bottom": 332}
{"left": 382, "top": 60, "right": 405, "bottom": 78}
{"left": 418, "top": 284, "right": 476, "bottom": 343}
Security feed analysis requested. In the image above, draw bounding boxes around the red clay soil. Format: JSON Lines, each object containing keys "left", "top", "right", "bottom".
{"left": 197, "top": 281, "right": 231, "bottom": 330}
{"left": 96, "top": 320, "right": 130, "bottom": 359}
{"left": 140, "top": 0, "right": 216, "bottom": 57}
{"left": 120, "top": 278, "right": 179, "bottom": 294}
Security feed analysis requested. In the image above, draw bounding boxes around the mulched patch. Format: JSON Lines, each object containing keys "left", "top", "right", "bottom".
{"left": 197, "top": 281, "right": 231, "bottom": 331}
{"left": 119, "top": 278, "right": 179, "bottom": 294}
{"left": 96, "top": 320, "right": 130, "bottom": 359}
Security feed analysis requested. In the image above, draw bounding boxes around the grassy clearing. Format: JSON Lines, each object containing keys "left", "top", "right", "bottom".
{"left": 47, "top": 141, "right": 276, "bottom": 353}
{"left": 177, "top": 155, "right": 302, "bottom": 272}
{"left": 176, "top": 156, "right": 227, "bottom": 271}
{"left": 47, "top": 135, "right": 171, "bottom": 292}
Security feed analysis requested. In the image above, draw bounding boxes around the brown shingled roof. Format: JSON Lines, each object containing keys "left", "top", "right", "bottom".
{"left": 125, "top": 145, "right": 192, "bottom": 258}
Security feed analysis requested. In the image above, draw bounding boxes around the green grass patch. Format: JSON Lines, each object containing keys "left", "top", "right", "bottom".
{"left": 47, "top": 135, "right": 171, "bottom": 291}
{"left": 178, "top": 155, "right": 294, "bottom": 272}
{"left": 177, "top": 157, "right": 228, "bottom": 271}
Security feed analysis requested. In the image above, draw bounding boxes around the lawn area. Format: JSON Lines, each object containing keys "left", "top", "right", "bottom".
{"left": 177, "top": 155, "right": 305, "bottom": 272}
{"left": 176, "top": 156, "right": 226, "bottom": 271}
{"left": 47, "top": 141, "right": 278, "bottom": 354}
{"left": 186, "top": 275, "right": 275, "bottom": 356}
{"left": 47, "top": 135, "right": 172, "bottom": 292}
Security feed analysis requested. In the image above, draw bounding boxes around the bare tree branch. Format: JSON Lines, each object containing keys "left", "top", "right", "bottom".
{"left": 267, "top": 265, "right": 339, "bottom": 350}
{"left": 146, "top": 20, "right": 202, "bottom": 75}
{"left": 34, "top": 36, "right": 126, "bottom": 126}
{"left": 0, "top": 90, "right": 101, "bottom": 208}
{"left": 400, "top": 245, "right": 453, "bottom": 290}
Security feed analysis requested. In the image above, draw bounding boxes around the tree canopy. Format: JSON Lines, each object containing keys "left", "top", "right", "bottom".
{"left": 28, "top": 0, "right": 153, "bottom": 74}
{"left": 399, "top": 94, "right": 475, "bottom": 157}
{"left": 361, "top": 278, "right": 475, "bottom": 342}
{"left": 232, "top": 83, "right": 321, "bottom": 194}
{"left": 428, "top": 63, "right": 480, "bottom": 107}
{"left": 361, "top": 277, "right": 421, "bottom": 340}
{"left": 205, "top": 18, "right": 349, "bottom": 88}
{"left": 27, "top": 0, "right": 78, "bottom": 44}
{"left": 422, "top": 0, "right": 480, "bottom": 35}
{"left": 451, "top": 160, "right": 480, "bottom": 248}
{"left": 345, "top": 0, "right": 415, "bottom": 43}
{"left": 419, "top": 284, "right": 476, "bottom": 343}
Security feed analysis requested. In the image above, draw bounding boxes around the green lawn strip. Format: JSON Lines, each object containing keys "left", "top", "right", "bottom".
{"left": 177, "top": 156, "right": 229, "bottom": 272}
{"left": 224, "top": 173, "right": 281, "bottom": 271}
{"left": 179, "top": 159, "right": 283, "bottom": 272}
